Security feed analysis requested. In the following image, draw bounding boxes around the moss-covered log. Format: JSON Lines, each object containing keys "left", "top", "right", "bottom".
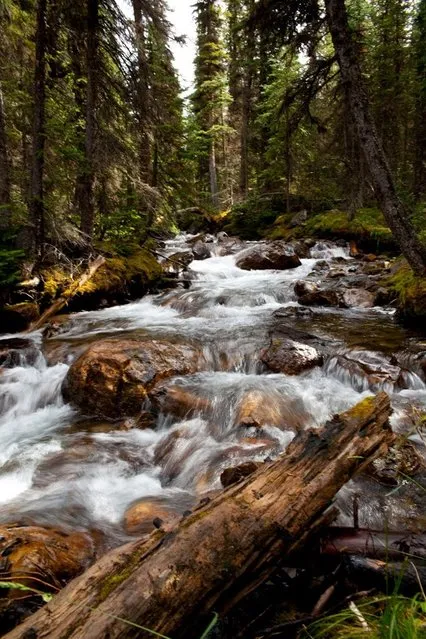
{"left": 4, "top": 393, "right": 393, "bottom": 639}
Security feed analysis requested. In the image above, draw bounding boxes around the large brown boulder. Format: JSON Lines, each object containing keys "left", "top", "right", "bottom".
{"left": 261, "top": 338, "right": 323, "bottom": 375}
{"left": 236, "top": 241, "right": 301, "bottom": 271}
{"left": 62, "top": 339, "right": 202, "bottom": 419}
{"left": 0, "top": 525, "right": 95, "bottom": 596}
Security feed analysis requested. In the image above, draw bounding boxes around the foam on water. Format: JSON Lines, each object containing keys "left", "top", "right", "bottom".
{"left": 0, "top": 236, "right": 425, "bottom": 534}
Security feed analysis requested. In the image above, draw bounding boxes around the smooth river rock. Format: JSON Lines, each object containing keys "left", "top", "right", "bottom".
{"left": 62, "top": 338, "right": 202, "bottom": 419}
{"left": 261, "top": 337, "right": 323, "bottom": 375}
{"left": 236, "top": 241, "right": 301, "bottom": 271}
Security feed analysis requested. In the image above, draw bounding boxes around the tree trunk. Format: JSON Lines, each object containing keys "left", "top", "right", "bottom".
{"left": 209, "top": 139, "right": 220, "bottom": 209}
{"left": 79, "top": 0, "right": 98, "bottom": 241}
{"left": 0, "top": 80, "right": 11, "bottom": 230}
{"left": 325, "top": 0, "right": 426, "bottom": 276}
{"left": 4, "top": 393, "right": 393, "bottom": 639}
{"left": 29, "top": 0, "right": 47, "bottom": 257}
{"left": 132, "top": 0, "right": 152, "bottom": 186}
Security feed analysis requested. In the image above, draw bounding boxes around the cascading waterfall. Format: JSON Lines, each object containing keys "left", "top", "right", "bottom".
{"left": 0, "top": 235, "right": 425, "bottom": 542}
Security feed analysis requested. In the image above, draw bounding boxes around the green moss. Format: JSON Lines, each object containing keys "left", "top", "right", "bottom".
{"left": 386, "top": 259, "right": 426, "bottom": 324}
{"left": 301, "top": 208, "right": 393, "bottom": 245}
{"left": 346, "top": 395, "right": 375, "bottom": 419}
{"left": 41, "top": 267, "right": 72, "bottom": 301}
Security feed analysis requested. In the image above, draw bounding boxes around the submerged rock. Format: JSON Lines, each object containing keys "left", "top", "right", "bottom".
{"left": 151, "top": 382, "right": 212, "bottom": 419}
{"left": 0, "top": 338, "right": 39, "bottom": 367}
{"left": 62, "top": 338, "right": 202, "bottom": 419}
{"left": 236, "top": 241, "right": 301, "bottom": 271}
{"left": 261, "top": 338, "right": 323, "bottom": 375}
{"left": 235, "top": 389, "right": 308, "bottom": 431}
{"left": 0, "top": 524, "right": 95, "bottom": 595}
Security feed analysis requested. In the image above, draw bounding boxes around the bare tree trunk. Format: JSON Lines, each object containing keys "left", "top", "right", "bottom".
{"left": 29, "top": 0, "right": 47, "bottom": 257}
{"left": 325, "top": 0, "right": 426, "bottom": 275}
{"left": 4, "top": 393, "right": 393, "bottom": 639}
{"left": 0, "top": 80, "right": 11, "bottom": 230}
{"left": 79, "top": 0, "right": 98, "bottom": 242}
{"left": 209, "top": 139, "right": 220, "bottom": 209}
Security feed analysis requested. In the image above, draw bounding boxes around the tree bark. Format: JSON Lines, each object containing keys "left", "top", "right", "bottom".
{"left": 325, "top": 0, "right": 426, "bottom": 276}
{"left": 0, "top": 80, "right": 11, "bottom": 230}
{"left": 209, "top": 139, "right": 220, "bottom": 209}
{"left": 29, "top": 0, "right": 47, "bottom": 256}
{"left": 79, "top": 0, "right": 98, "bottom": 241}
{"left": 4, "top": 393, "right": 393, "bottom": 639}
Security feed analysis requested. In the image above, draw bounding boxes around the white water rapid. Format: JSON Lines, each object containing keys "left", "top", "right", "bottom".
{"left": 0, "top": 235, "right": 425, "bottom": 544}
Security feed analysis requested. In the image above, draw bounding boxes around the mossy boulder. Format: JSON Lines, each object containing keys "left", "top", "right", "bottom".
{"left": 40, "top": 249, "right": 163, "bottom": 313}
{"left": 386, "top": 260, "right": 426, "bottom": 328}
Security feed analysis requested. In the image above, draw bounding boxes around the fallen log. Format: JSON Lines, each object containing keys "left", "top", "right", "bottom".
{"left": 28, "top": 255, "right": 106, "bottom": 331}
{"left": 320, "top": 527, "right": 426, "bottom": 562}
{"left": 4, "top": 392, "right": 393, "bottom": 639}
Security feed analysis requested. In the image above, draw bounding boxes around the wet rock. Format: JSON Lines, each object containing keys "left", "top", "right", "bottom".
{"left": 220, "top": 461, "right": 260, "bottom": 488}
{"left": 236, "top": 241, "right": 301, "bottom": 271}
{"left": 261, "top": 338, "right": 323, "bottom": 375}
{"left": 0, "top": 303, "right": 40, "bottom": 334}
{"left": 0, "top": 338, "right": 39, "bottom": 368}
{"left": 366, "top": 438, "right": 424, "bottom": 486}
{"left": 273, "top": 306, "right": 315, "bottom": 321}
{"left": 290, "top": 240, "right": 311, "bottom": 259}
{"left": 342, "top": 288, "right": 375, "bottom": 308}
{"left": 363, "top": 253, "right": 378, "bottom": 262}
{"left": 294, "top": 280, "right": 318, "bottom": 298}
{"left": 192, "top": 241, "right": 211, "bottom": 260}
{"left": 311, "top": 260, "right": 330, "bottom": 272}
{"left": 164, "top": 251, "right": 193, "bottom": 275}
{"left": 217, "top": 231, "right": 228, "bottom": 242}
{"left": 298, "top": 288, "right": 342, "bottom": 307}
{"left": 0, "top": 524, "right": 95, "bottom": 595}
{"left": 235, "top": 389, "right": 308, "bottom": 431}
{"left": 62, "top": 338, "right": 202, "bottom": 419}
{"left": 123, "top": 500, "right": 178, "bottom": 534}
{"left": 151, "top": 383, "right": 212, "bottom": 419}
{"left": 326, "top": 351, "right": 408, "bottom": 392}
{"left": 216, "top": 236, "right": 245, "bottom": 256}
{"left": 326, "top": 269, "right": 347, "bottom": 279}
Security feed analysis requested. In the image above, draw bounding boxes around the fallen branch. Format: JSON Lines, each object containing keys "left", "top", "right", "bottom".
{"left": 28, "top": 255, "right": 106, "bottom": 331}
{"left": 4, "top": 393, "right": 393, "bottom": 639}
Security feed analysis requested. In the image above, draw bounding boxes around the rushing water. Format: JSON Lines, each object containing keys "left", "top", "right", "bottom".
{"left": 0, "top": 235, "right": 425, "bottom": 545}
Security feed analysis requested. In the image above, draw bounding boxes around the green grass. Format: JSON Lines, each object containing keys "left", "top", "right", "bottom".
{"left": 305, "top": 594, "right": 426, "bottom": 639}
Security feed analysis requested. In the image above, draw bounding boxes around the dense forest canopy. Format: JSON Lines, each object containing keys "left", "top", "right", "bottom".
{"left": 0, "top": 0, "right": 425, "bottom": 276}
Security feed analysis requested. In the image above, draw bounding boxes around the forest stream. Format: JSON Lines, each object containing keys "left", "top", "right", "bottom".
{"left": 0, "top": 234, "right": 426, "bottom": 552}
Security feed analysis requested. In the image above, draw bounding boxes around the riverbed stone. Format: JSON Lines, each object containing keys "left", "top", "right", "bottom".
{"left": 192, "top": 241, "right": 211, "bottom": 260}
{"left": 235, "top": 389, "right": 308, "bottom": 431}
{"left": 123, "top": 500, "right": 178, "bottom": 534}
{"left": 342, "top": 288, "right": 376, "bottom": 308}
{"left": 0, "top": 338, "right": 39, "bottom": 367}
{"left": 0, "top": 525, "right": 95, "bottom": 595}
{"left": 236, "top": 241, "right": 301, "bottom": 271}
{"left": 151, "top": 382, "right": 212, "bottom": 419}
{"left": 261, "top": 338, "right": 323, "bottom": 375}
{"left": 297, "top": 288, "right": 342, "bottom": 307}
{"left": 62, "top": 338, "right": 202, "bottom": 419}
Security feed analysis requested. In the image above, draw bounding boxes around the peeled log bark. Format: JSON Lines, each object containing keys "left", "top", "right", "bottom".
{"left": 4, "top": 393, "right": 393, "bottom": 639}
